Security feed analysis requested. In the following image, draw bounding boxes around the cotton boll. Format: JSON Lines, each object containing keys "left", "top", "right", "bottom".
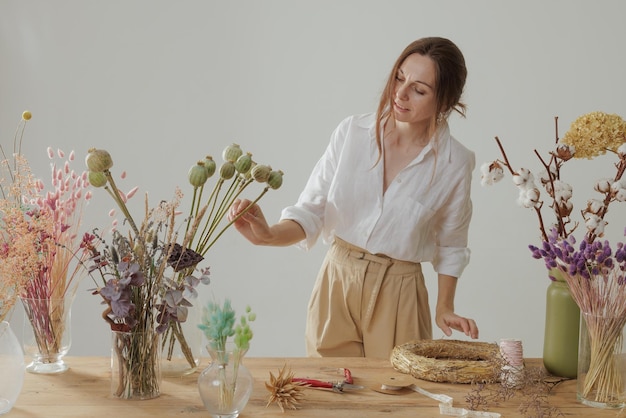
{"left": 512, "top": 168, "right": 533, "bottom": 188}
{"left": 517, "top": 187, "right": 541, "bottom": 208}
{"left": 611, "top": 179, "right": 626, "bottom": 194}
{"left": 594, "top": 178, "right": 612, "bottom": 193}
{"left": 480, "top": 162, "right": 504, "bottom": 186}
{"left": 555, "top": 143, "right": 575, "bottom": 161}
{"left": 553, "top": 180, "right": 573, "bottom": 202}
{"left": 556, "top": 200, "right": 573, "bottom": 217}
{"left": 586, "top": 199, "right": 605, "bottom": 215}
{"left": 584, "top": 214, "right": 606, "bottom": 236}
{"left": 614, "top": 187, "right": 626, "bottom": 202}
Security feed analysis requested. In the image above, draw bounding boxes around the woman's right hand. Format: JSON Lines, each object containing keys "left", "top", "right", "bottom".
{"left": 228, "top": 198, "right": 273, "bottom": 245}
{"left": 228, "top": 199, "right": 307, "bottom": 247}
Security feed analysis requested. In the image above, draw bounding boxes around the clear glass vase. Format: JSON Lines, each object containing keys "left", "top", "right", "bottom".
{"left": 21, "top": 297, "right": 72, "bottom": 374}
{"left": 577, "top": 312, "right": 626, "bottom": 408}
{"left": 198, "top": 343, "right": 253, "bottom": 418}
{"left": 111, "top": 329, "right": 162, "bottom": 400}
{"left": 0, "top": 321, "right": 25, "bottom": 415}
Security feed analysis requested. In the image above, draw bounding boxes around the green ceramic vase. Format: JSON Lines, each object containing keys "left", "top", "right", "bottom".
{"left": 543, "top": 273, "right": 580, "bottom": 378}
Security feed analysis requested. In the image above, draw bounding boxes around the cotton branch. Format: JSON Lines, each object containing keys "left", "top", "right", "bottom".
{"left": 494, "top": 136, "right": 550, "bottom": 242}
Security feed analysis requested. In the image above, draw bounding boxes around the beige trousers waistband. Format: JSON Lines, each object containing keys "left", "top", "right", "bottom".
{"left": 333, "top": 237, "right": 419, "bottom": 268}
{"left": 332, "top": 237, "right": 421, "bottom": 330}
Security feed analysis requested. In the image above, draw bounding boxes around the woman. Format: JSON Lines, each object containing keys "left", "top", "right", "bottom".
{"left": 228, "top": 37, "right": 479, "bottom": 359}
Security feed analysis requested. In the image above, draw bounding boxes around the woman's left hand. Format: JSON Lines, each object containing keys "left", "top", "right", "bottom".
{"left": 435, "top": 310, "right": 479, "bottom": 339}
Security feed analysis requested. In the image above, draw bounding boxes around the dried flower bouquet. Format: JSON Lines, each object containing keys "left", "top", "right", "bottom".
{"left": 0, "top": 111, "right": 93, "bottom": 373}
{"left": 163, "top": 143, "right": 282, "bottom": 372}
{"left": 482, "top": 111, "right": 626, "bottom": 405}
{"left": 83, "top": 143, "right": 282, "bottom": 393}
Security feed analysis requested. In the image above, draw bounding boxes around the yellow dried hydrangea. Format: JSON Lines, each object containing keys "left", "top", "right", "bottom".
{"left": 560, "top": 111, "right": 626, "bottom": 159}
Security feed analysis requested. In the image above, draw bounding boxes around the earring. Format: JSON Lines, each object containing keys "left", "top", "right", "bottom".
{"left": 436, "top": 112, "right": 445, "bottom": 125}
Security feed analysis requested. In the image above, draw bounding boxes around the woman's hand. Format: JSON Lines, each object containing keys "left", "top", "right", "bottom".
{"left": 435, "top": 273, "right": 479, "bottom": 339}
{"left": 228, "top": 198, "right": 273, "bottom": 245}
{"left": 435, "top": 310, "right": 479, "bottom": 339}
{"left": 228, "top": 199, "right": 306, "bottom": 246}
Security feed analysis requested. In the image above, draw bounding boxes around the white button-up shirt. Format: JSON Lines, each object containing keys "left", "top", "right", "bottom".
{"left": 280, "top": 113, "right": 474, "bottom": 278}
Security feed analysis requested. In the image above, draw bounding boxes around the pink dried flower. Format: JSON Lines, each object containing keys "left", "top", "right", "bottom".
{"left": 0, "top": 113, "right": 93, "bottom": 322}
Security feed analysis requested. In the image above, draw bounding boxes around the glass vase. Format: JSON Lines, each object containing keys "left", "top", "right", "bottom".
{"left": 160, "top": 307, "right": 202, "bottom": 377}
{"left": 543, "top": 275, "right": 580, "bottom": 378}
{"left": 577, "top": 312, "right": 626, "bottom": 408}
{"left": 0, "top": 321, "right": 25, "bottom": 415}
{"left": 111, "top": 329, "right": 161, "bottom": 400}
{"left": 198, "top": 343, "right": 253, "bottom": 418}
{"left": 21, "top": 297, "right": 72, "bottom": 374}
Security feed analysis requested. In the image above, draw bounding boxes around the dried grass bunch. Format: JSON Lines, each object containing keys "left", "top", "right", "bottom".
{"left": 0, "top": 110, "right": 92, "bottom": 354}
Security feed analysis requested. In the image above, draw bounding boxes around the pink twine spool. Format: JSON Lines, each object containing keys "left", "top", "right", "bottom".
{"left": 498, "top": 338, "right": 524, "bottom": 368}
{"left": 499, "top": 338, "right": 524, "bottom": 388}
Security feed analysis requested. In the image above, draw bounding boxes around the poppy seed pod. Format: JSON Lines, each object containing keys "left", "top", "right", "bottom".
{"left": 222, "top": 143, "right": 243, "bottom": 163}
{"left": 188, "top": 161, "right": 210, "bottom": 188}
{"left": 203, "top": 156, "right": 216, "bottom": 177}
{"left": 85, "top": 148, "right": 113, "bottom": 172}
{"left": 220, "top": 161, "right": 236, "bottom": 180}
{"left": 234, "top": 152, "right": 253, "bottom": 174}
{"left": 267, "top": 170, "right": 284, "bottom": 190}
{"left": 251, "top": 164, "right": 271, "bottom": 183}
{"left": 88, "top": 171, "right": 108, "bottom": 188}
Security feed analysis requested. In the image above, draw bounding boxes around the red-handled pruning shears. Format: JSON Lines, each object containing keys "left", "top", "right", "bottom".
{"left": 292, "top": 368, "right": 365, "bottom": 393}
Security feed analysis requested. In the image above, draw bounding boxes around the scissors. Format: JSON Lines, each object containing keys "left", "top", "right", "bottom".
{"left": 292, "top": 367, "right": 365, "bottom": 393}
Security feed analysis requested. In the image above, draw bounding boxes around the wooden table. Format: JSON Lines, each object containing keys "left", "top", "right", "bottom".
{"left": 7, "top": 357, "right": 622, "bottom": 417}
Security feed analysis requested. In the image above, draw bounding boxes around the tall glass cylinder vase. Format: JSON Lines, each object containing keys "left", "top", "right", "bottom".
{"left": 577, "top": 312, "right": 626, "bottom": 409}
{"left": 0, "top": 321, "right": 25, "bottom": 415}
{"left": 21, "top": 297, "right": 72, "bottom": 374}
{"left": 198, "top": 342, "right": 253, "bottom": 418}
{"left": 111, "top": 329, "right": 161, "bottom": 400}
{"left": 160, "top": 306, "right": 202, "bottom": 377}
{"left": 543, "top": 274, "right": 580, "bottom": 378}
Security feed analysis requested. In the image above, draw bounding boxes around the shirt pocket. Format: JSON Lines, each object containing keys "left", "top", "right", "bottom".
{"left": 377, "top": 195, "right": 437, "bottom": 250}
{"left": 397, "top": 195, "right": 437, "bottom": 231}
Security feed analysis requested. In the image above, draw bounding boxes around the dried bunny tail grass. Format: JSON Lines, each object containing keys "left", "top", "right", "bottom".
{"left": 391, "top": 339, "right": 504, "bottom": 384}
{"left": 265, "top": 364, "right": 307, "bottom": 412}
{"left": 561, "top": 111, "right": 626, "bottom": 159}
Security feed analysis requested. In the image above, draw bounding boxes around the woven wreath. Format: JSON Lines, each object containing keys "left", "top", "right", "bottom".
{"left": 390, "top": 339, "right": 503, "bottom": 384}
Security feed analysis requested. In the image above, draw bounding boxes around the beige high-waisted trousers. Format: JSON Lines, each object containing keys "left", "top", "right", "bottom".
{"left": 305, "top": 237, "right": 432, "bottom": 359}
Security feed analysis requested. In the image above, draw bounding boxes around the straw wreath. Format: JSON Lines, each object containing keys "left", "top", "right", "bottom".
{"left": 391, "top": 339, "right": 503, "bottom": 384}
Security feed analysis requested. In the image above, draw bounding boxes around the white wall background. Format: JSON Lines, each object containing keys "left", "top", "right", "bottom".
{"left": 2, "top": 0, "right": 626, "bottom": 359}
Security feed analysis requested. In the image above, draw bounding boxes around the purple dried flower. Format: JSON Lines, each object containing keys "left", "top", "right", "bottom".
{"left": 117, "top": 261, "right": 144, "bottom": 287}
{"left": 530, "top": 226, "right": 626, "bottom": 281}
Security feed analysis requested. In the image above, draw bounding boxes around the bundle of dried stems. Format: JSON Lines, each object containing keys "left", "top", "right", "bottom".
{"left": 566, "top": 269, "right": 626, "bottom": 404}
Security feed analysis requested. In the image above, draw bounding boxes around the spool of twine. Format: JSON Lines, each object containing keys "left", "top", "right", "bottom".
{"left": 498, "top": 338, "right": 524, "bottom": 388}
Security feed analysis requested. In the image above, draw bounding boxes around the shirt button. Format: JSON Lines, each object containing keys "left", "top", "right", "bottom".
{"left": 397, "top": 178, "right": 402, "bottom": 183}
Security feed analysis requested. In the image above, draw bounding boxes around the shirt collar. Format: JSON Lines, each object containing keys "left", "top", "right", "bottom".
{"left": 358, "top": 112, "right": 454, "bottom": 162}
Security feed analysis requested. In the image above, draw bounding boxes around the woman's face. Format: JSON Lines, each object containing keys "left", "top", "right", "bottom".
{"left": 392, "top": 53, "right": 438, "bottom": 127}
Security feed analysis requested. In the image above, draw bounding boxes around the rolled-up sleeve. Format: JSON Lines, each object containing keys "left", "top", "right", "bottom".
{"left": 431, "top": 151, "right": 475, "bottom": 278}
{"left": 279, "top": 122, "right": 343, "bottom": 250}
